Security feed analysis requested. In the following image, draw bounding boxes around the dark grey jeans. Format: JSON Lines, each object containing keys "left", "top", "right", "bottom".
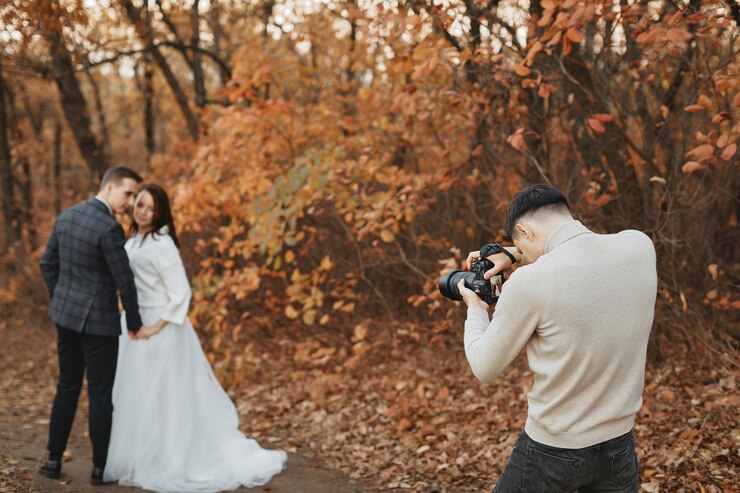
{"left": 493, "top": 430, "right": 639, "bottom": 493}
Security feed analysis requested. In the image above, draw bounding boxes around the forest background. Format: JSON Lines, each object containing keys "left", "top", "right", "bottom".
{"left": 0, "top": 0, "right": 737, "bottom": 491}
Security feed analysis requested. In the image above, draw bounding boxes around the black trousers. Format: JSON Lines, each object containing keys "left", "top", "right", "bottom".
{"left": 47, "top": 325, "right": 118, "bottom": 468}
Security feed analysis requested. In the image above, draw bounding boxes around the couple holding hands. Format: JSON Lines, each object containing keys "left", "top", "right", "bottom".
{"left": 38, "top": 167, "right": 286, "bottom": 492}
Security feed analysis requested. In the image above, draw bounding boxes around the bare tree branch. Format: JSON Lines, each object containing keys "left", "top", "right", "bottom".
{"left": 81, "top": 41, "right": 232, "bottom": 80}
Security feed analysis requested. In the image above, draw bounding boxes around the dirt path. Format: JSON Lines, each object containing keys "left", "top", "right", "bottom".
{"left": 0, "top": 321, "right": 374, "bottom": 493}
{"left": 0, "top": 413, "right": 367, "bottom": 493}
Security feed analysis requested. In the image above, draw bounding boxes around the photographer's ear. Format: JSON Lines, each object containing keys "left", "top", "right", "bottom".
{"left": 515, "top": 223, "right": 533, "bottom": 242}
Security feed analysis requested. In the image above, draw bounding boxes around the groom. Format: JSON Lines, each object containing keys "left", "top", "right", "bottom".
{"left": 39, "top": 166, "right": 144, "bottom": 485}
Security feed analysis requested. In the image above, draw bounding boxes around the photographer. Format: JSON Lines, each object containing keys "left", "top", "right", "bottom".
{"left": 456, "top": 184, "right": 656, "bottom": 492}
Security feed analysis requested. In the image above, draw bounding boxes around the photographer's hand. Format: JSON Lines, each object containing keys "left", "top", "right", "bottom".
{"left": 466, "top": 247, "right": 520, "bottom": 280}
{"left": 457, "top": 279, "right": 490, "bottom": 310}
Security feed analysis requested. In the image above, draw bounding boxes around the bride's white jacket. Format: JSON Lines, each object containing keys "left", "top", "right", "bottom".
{"left": 124, "top": 226, "right": 191, "bottom": 325}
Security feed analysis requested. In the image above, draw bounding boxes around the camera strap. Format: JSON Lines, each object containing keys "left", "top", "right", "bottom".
{"left": 479, "top": 243, "right": 517, "bottom": 265}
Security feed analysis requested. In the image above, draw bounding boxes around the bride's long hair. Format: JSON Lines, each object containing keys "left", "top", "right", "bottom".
{"left": 131, "top": 183, "right": 180, "bottom": 248}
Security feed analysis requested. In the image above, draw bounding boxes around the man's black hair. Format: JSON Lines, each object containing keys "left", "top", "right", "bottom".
{"left": 100, "top": 166, "right": 143, "bottom": 189}
{"left": 504, "top": 184, "right": 571, "bottom": 240}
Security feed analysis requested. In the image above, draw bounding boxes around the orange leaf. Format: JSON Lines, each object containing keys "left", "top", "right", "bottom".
{"left": 514, "top": 64, "right": 531, "bottom": 76}
{"left": 562, "top": 36, "right": 572, "bottom": 55}
{"left": 521, "top": 77, "right": 538, "bottom": 89}
{"left": 707, "top": 263, "right": 718, "bottom": 281}
{"left": 380, "top": 229, "right": 395, "bottom": 243}
{"left": 721, "top": 142, "right": 737, "bottom": 161}
{"left": 587, "top": 118, "right": 606, "bottom": 133}
{"left": 681, "top": 161, "right": 706, "bottom": 174}
{"left": 666, "top": 27, "right": 693, "bottom": 44}
{"left": 565, "top": 27, "right": 585, "bottom": 43}
{"left": 352, "top": 323, "right": 368, "bottom": 341}
{"left": 525, "top": 41, "right": 544, "bottom": 66}
{"left": 541, "top": 0, "right": 557, "bottom": 9}
{"left": 547, "top": 29, "right": 562, "bottom": 47}
{"left": 658, "top": 389, "right": 676, "bottom": 401}
{"left": 684, "top": 143, "right": 714, "bottom": 161}
{"left": 698, "top": 94, "right": 712, "bottom": 108}
{"left": 642, "top": 482, "right": 660, "bottom": 493}
{"left": 302, "top": 309, "right": 317, "bottom": 325}
{"left": 712, "top": 112, "right": 730, "bottom": 124}
{"left": 679, "top": 428, "right": 699, "bottom": 440}
{"left": 436, "top": 386, "right": 450, "bottom": 400}
{"left": 666, "top": 11, "right": 683, "bottom": 26}
{"left": 285, "top": 305, "right": 300, "bottom": 319}
{"left": 398, "top": 418, "right": 412, "bottom": 432}
{"left": 683, "top": 104, "right": 704, "bottom": 112}
{"left": 593, "top": 113, "right": 614, "bottom": 123}
{"left": 538, "top": 83, "right": 556, "bottom": 98}
{"left": 507, "top": 131, "right": 526, "bottom": 151}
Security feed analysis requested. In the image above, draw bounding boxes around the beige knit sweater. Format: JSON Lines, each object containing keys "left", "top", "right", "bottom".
{"left": 464, "top": 220, "right": 657, "bottom": 448}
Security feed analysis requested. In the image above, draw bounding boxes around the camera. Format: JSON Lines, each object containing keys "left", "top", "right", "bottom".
{"left": 438, "top": 244, "right": 507, "bottom": 305}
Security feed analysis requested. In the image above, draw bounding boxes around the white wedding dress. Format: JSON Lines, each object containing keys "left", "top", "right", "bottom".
{"left": 105, "top": 228, "right": 286, "bottom": 493}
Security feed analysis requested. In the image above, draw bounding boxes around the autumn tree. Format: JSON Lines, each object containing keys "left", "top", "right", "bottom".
{"left": 0, "top": 0, "right": 736, "bottom": 359}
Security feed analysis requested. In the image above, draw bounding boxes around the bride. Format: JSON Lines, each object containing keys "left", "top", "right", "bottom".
{"left": 105, "top": 184, "right": 286, "bottom": 492}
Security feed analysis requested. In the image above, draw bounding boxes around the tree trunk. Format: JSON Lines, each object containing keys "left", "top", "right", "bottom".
{"left": 142, "top": 56, "right": 156, "bottom": 156}
{"left": 19, "top": 156, "right": 36, "bottom": 250}
{"left": 462, "top": 0, "right": 483, "bottom": 85}
{"left": 142, "top": 2, "right": 156, "bottom": 156}
{"left": 208, "top": 1, "right": 230, "bottom": 87}
{"left": 121, "top": 0, "right": 200, "bottom": 141}
{"left": 155, "top": 0, "right": 195, "bottom": 70}
{"left": 0, "top": 62, "right": 20, "bottom": 251}
{"left": 45, "top": 0, "right": 107, "bottom": 178}
{"left": 2, "top": 62, "right": 36, "bottom": 250}
{"left": 53, "top": 120, "right": 62, "bottom": 215}
{"left": 523, "top": 0, "right": 550, "bottom": 184}
{"left": 191, "top": 0, "right": 205, "bottom": 108}
{"left": 85, "top": 68, "right": 111, "bottom": 163}
{"left": 260, "top": 0, "right": 275, "bottom": 100}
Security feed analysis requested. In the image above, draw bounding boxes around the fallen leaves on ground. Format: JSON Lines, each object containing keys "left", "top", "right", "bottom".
{"left": 232, "top": 333, "right": 738, "bottom": 492}
{"left": 1, "top": 312, "right": 737, "bottom": 492}
{"left": 0, "top": 450, "right": 40, "bottom": 493}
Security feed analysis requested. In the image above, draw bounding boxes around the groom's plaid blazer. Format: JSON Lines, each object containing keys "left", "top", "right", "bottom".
{"left": 40, "top": 198, "right": 142, "bottom": 336}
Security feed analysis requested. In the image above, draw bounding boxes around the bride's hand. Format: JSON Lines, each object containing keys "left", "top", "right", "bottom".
{"left": 139, "top": 325, "right": 159, "bottom": 340}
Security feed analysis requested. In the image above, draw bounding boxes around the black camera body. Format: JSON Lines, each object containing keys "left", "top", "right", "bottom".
{"left": 438, "top": 244, "right": 508, "bottom": 305}
{"left": 467, "top": 258, "right": 497, "bottom": 304}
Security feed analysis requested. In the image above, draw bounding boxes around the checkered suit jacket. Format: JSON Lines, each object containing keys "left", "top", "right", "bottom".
{"left": 40, "top": 198, "right": 143, "bottom": 336}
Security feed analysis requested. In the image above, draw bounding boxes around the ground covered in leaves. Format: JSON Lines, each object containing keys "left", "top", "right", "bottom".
{"left": 0, "top": 449, "right": 40, "bottom": 493}
{"left": 1, "top": 310, "right": 737, "bottom": 493}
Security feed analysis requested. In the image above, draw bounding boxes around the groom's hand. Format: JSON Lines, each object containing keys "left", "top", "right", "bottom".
{"left": 128, "top": 329, "right": 140, "bottom": 340}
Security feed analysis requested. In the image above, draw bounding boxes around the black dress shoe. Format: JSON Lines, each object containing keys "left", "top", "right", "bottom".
{"left": 38, "top": 460, "right": 62, "bottom": 479}
{"left": 90, "top": 466, "right": 105, "bottom": 486}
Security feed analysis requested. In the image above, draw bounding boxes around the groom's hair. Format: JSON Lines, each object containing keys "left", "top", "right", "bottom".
{"left": 99, "top": 166, "right": 143, "bottom": 190}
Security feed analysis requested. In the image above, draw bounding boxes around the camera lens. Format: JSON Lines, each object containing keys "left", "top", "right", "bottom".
{"left": 439, "top": 270, "right": 476, "bottom": 301}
